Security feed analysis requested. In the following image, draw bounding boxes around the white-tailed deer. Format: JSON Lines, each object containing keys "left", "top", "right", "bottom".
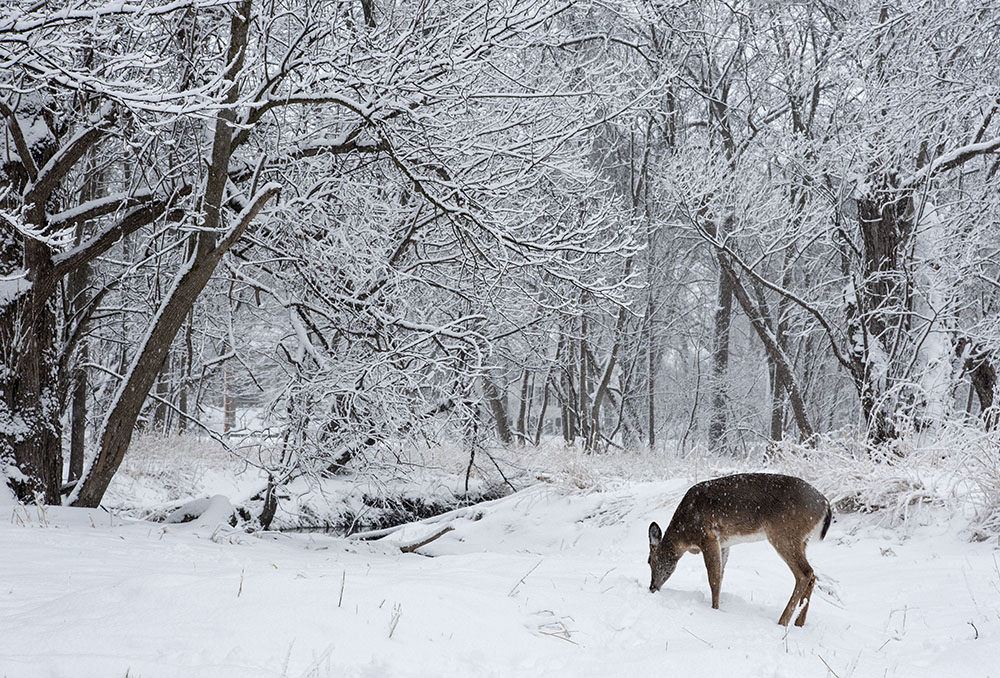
{"left": 647, "top": 473, "right": 831, "bottom": 626}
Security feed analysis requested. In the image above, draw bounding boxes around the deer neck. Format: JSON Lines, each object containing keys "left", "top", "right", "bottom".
{"left": 659, "top": 528, "right": 688, "bottom": 559}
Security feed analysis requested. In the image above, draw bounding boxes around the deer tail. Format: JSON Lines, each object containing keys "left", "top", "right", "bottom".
{"left": 820, "top": 504, "right": 832, "bottom": 541}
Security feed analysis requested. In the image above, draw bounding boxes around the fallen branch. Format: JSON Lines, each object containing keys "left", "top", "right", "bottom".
{"left": 349, "top": 490, "right": 516, "bottom": 541}
{"left": 399, "top": 526, "right": 454, "bottom": 554}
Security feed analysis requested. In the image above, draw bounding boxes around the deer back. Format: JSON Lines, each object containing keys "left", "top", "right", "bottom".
{"left": 666, "top": 473, "right": 830, "bottom": 550}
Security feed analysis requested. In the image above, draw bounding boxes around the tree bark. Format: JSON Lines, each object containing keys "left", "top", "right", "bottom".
{"left": 646, "top": 288, "right": 656, "bottom": 448}
{"left": 578, "top": 318, "right": 591, "bottom": 449}
{"left": 768, "top": 358, "right": 785, "bottom": 443}
{"left": 516, "top": 369, "right": 530, "bottom": 444}
{"left": 482, "top": 375, "right": 513, "bottom": 444}
{"left": 69, "top": 342, "right": 88, "bottom": 482}
{"left": 533, "top": 376, "right": 550, "bottom": 445}
{"left": 708, "top": 263, "right": 734, "bottom": 449}
{"left": 957, "top": 339, "right": 997, "bottom": 429}
{"left": 1, "top": 264, "right": 63, "bottom": 503}
{"left": 588, "top": 292, "right": 630, "bottom": 452}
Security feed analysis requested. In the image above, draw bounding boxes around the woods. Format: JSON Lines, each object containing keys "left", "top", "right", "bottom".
{"left": 3, "top": 0, "right": 1000, "bottom": 509}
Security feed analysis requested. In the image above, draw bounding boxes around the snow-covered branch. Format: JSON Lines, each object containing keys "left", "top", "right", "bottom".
{"left": 902, "top": 136, "right": 1000, "bottom": 188}
{"left": 53, "top": 187, "right": 191, "bottom": 277}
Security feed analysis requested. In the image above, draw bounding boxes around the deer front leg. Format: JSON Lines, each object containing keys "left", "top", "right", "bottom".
{"left": 702, "top": 536, "right": 723, "bottom": 609}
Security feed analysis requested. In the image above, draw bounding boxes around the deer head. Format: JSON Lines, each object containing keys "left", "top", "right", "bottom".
{"left": 647, "top": 521, "right": 680, "bottom": 592}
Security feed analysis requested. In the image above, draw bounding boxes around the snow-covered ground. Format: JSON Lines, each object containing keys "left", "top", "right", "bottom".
{"left": 3, "top": 476, "right": 998, "bottom": 678}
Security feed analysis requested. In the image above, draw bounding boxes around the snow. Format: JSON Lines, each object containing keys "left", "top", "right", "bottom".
{"left": 0, "top": 271, "right": 32, "bottom": 305}
{"left": 910, "top": 198, "right": 955, "bottom": 426}
{"left": 164, "top": 494, "right": 235, "bottom": 526}
{"left": 2, "top": 479, "right": 998, "bottom": 677}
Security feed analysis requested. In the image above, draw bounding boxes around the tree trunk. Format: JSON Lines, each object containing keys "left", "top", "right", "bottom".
{"left": 223, "top": 354, "right": 234, "bottom": 435}
{"left": 533, "top": 376, "right": 550, "bottom": 445}
{"left": 561, "top": 336, "right": 578, "bottom": 443}
{"left": 718, "top": 254, "right": 815, "bottom": 441}
{"left": 578, "top": 321, "right": 591, "bottom": 450}
{"left": 69, "top": 342, "right": 88, "bottom": 482}
{"left": 1, "top": 206, "right": 63, "bottom": 503}
{"left": 1, "top": 284, "right": 63, "bottom": 503}
{"left": 73, "top": 245, "right": 228, "bottom": 505}
{"left": 482, "top": 375, "right": 513, "bottom": 444}
{"left": 178, "top": 311, "right": 194, "bottom": 432}
{"left": 768, "top": 358, "right": 784, "bottom": 443}
{"left": 516, "top": 369, "right": 530, "bottom": 444}
{"left": 646, "top": 288, "right": 656, "bottom": 449}
{"left": 708, "top": 264, "right": 734, "bottom": 449}
{"left": 72, "top": 2, "right": 277, "bottom": 507}
{"left": 0, "top": 110, "right": 62, "bottom": 502}
{"left": 958, "top": 339, "right": 997, "bottom": 429}
{"left": 588, "top": 288, "right": 630, "bottom": 452}
{"left": 844, "top": 176, "right": 911, "bottom": 443}
{"left": 153, "top": 374, "right": 170, "bottom": 432}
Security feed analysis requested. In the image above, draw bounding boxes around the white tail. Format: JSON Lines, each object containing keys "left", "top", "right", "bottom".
{"left": 647, "top": 473, "right": 832, "bottom": 626}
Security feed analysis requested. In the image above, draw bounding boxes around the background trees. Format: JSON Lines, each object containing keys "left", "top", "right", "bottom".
{"left": 3, "top": 0, "right": 1000, "bottom": 507}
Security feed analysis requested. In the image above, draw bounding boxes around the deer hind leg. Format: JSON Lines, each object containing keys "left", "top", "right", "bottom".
{"left": 793, "top": 572, "right": 816, "bottom": 627}
{"left": 702, "top": 536, "right": 723, "bottom": 609}
{"left": 771, "top": 537, "right": 814, "bottom": 627}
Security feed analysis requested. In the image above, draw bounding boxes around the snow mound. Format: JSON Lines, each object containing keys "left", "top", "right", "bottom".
{"left": 164, "top": 494, "right": 235, "bottom": 526}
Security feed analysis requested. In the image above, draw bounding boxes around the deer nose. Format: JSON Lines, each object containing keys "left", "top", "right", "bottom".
{"left": 649, "top": 583, "right": 657, "bottom": 593}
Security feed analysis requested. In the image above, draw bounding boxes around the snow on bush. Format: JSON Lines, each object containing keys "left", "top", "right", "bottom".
{"left": 772, "top": 422, "right": 1000, "bottom": 538}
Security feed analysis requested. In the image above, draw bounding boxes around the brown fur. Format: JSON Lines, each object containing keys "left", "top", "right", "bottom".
{"left": 647, "top": 473, "right": 832, "bottom": 626}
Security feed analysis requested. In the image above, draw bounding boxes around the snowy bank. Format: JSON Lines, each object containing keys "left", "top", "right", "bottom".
{"left": 1, "top": 479, "right": 998, "bottom": 677}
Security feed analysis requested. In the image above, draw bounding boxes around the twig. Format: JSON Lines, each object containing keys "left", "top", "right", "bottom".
{"left": 818, "top": 654, "right": 841, "bottom": 677}
{"left": 681, "top": 626, "right": 713, "bottom": 648}
{"left": 237, "top": 568, "right": 244, "bottom": 597}
{"left": 389, "top": 603, "right": 402, "bottom": 638}
{"left": 338, "top": 570, "right": 345, "bottom": 607}
{"left": 399, "top": 526, "right": 454, "bottom": 554}
{"left": 483, "top": 448, "right": 518, "bottom": 493}
{"left": 539, "top": 630, "right": 578, "bottom": 644}
{"left": 509, "top": 560, "right": 543, "bottom": 597}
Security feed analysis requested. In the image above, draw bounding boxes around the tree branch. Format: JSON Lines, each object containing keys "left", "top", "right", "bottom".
{"left": 27, "top": 107, "right": 114, "bottom": 206}
{"left": 47, "top": 190, "right": 155, "bottom": 232}
{"left": 52, "top": 186, "right": 191, "bottom": 277}
{"left": 695, "top": 221, "right": 854, "bottom": 373}
{"left": 399, "top": 526, "right": 454, "bottom": 554}
{"left": 0, "top": 100, "right": 39, "bottom": 181}
{"left": 902, "top": 136, "right": 1000, "bottom": 188}
{"left": 214, "top": 181, "right": 281, "bottom": 255}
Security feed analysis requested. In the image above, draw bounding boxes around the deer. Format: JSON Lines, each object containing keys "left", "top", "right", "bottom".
{"left": 647, "top": 473, "right": 832, "bottom": 627}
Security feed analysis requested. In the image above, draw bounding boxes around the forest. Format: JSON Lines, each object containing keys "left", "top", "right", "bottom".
{"left": 2, "top": 1, "right": 1000, "bottom": 675}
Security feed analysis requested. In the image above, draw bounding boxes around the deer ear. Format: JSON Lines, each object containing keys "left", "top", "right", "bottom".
{"left": 648, "top": 522, "right": 662, "bottom": 547}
